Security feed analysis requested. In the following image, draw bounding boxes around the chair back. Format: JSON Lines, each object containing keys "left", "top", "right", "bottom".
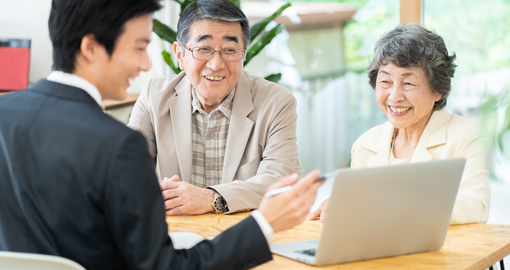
{"left": 0, "top": 251, "right": 86, "bottom": 270}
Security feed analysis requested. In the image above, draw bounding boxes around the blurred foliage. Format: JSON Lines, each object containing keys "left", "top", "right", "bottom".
{"left": 480, "top": 90, "right": 510, "bottom": 156}
{"left": 424, "top": 0, "right": 510, "bottom": 78}
{"left": 424, "top": 0, "right": 510, "bottom": 157}
{"left": 246, "top": 0, "right": 370, "bottom": 9}
{"left": 274, "top": 0, "right": 400, "bottom": 73}
{"left": 342, "top": 0, "right": 400, "bottom": 73}
{"left": 279, "top": 0, "right": 510, "bottom": 76}
{"left": 153, "top": 0, "right": 290, "bottom": 83}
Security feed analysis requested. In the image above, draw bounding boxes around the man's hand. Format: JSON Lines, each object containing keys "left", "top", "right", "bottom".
{"left": 258, "top": 170, "right": 323, "bottom": 233}
{"left": 309, "top": 198, "right": 329, "bottom": 223}
{"left": 159, "top": 175, "right": 215, "bottom": 215}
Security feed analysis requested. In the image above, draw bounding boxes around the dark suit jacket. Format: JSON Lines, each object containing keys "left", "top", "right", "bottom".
{"left": 0, "top": 80, "right": 272, "bottom": 270}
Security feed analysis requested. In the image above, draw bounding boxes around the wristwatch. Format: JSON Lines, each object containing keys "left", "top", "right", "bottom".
{"left": 211, "top": 192, "right": 229, "bottom": 214}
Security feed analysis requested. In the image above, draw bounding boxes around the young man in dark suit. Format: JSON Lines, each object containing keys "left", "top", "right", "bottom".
{"left": 0, "top": 0, "right": 323, "bottom": 269}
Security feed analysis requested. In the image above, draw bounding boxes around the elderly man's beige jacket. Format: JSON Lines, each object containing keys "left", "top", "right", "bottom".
{"left": 128, "top": 70, "right": 302, "bottom": 213}
{"left": 350, "top": 109, "right": 490, "bottom": 225}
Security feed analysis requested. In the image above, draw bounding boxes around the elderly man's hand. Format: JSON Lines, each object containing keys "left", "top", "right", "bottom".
{"left": 159, "top": 175, "right": 215, "bottom": 215}
{"left": 309, "top": 198, "right": 329, "bottom": 223}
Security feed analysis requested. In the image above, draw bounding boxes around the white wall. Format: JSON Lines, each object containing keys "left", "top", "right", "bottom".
{"left": 0, "top": 0, "right": 178, "bottom": 93}
{"left": 0, "top": 0, "right": 53, "bottom": 84}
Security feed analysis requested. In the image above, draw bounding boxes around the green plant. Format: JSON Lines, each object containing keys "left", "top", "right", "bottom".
{"left": 480, "top": 89, "right": 510, "bottom": 155}
{"left": 152, "top": 0, "right": 291, "bottom": 83}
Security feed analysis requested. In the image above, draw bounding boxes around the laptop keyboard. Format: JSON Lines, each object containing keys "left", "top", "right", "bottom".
{"left": 295, "top": 248, "right": 317, "bottom": 257}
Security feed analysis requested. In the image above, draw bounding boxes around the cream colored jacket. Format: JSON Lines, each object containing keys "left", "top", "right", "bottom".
{"left": 128, "top": 70, "right": 302, "bottom": 213}
{"left": 351, "top": 109, "right": 490, "bottom": 224}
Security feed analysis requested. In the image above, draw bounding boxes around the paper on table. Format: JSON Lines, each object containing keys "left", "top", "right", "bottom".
{"left": 169, "top": 232, "right": 213, "bottom": 249}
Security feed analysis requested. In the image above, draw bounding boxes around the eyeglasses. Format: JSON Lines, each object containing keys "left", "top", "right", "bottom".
{"left": 185, "top": 47, "right": 245, "bottom": 62}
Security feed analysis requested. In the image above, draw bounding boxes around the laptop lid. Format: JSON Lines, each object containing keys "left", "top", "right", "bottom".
{"left": 271, "top": 158, "right": 465, "bottom": 266}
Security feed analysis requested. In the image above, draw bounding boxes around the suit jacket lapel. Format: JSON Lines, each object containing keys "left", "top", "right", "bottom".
{"left": 168, "top": 76, "right": 193, "bottom": 182}
{"left": 365, "top": 122, "right": 394, "bottom": 167}
{"left": 411, "top": 109, "right": 449, "bottom": 163}
{"left": 411, "top": 144, "right": 434, "bottom": 163}
{"left": 222, "top": 72, "right": 254, "bottom": 182}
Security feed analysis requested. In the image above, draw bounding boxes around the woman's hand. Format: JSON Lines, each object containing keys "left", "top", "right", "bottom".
{"left": 309, "top": 198, "right": 329, "bottom": 223}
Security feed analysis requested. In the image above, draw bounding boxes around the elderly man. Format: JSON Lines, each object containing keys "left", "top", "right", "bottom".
{"left": 128, "top": 0, "right": 301, "bottom": 215}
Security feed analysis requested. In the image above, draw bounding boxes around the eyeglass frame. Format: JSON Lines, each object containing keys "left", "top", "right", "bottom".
{"left": 184, "top": 46, "right": 246, "bottom": 62}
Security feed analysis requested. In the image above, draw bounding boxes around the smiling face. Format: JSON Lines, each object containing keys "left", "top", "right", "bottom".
{"left": 174, "top": 19, "right": 244, "bottom": 112}
{"left": 95, "top": 14, "right": 152, "bottom": 100}
{"left": 375, "top": 63, "right": 442, "bottom": 131}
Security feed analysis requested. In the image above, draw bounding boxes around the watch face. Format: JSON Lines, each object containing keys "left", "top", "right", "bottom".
{"left": 214, "top": 195, "right": 229, "bottom": 213}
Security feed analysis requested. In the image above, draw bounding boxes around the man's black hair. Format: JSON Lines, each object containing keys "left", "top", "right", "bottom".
{"left": 49, "top": 0, "right": 161, "bottom": 73}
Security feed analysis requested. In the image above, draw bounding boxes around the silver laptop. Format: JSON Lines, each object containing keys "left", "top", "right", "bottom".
{"left": 270, "top": 158, "right": 466, "bottom": 266}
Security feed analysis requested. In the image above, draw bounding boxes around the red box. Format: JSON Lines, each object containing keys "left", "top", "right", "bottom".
{"left": 0, "top": 39, "right": 31, "bottom": 91}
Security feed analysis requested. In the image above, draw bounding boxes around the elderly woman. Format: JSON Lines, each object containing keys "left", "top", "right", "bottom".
{"left": 310, "top": 24, "right": 490, "bottom": 225}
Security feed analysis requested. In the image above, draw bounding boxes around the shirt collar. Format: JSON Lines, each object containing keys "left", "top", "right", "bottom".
{"left": 47, "top": 71, "right": 102, "bottom": 106}
{"left": 191, "top": 87, "right": 236, "bottom": 119}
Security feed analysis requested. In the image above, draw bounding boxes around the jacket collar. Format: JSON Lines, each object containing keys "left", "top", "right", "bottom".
{"left": 362, "top": 121, "right": 395, "bottom": 153}
{"left": 28, "top": 79, "right": 101, "bottom": 108}
{"left": 222, "top": 70, "right": 255, "bottom": 182}
{"left": 417, "top": 109, "right": 450, "bottom": 148}
{"left": 363, "top": 109, "right": 450, "bottom": 166}
{"left": 168, "top": 73, "right": 193, "bottom": 183}
{"left": 363, "top": 121, "right": 394, "bottom": 167}
{"left": 46, "top": 71, "right": 102, "bottom": 105}
{"left": 410, "top": 109, "right": 450, "bottom": 163}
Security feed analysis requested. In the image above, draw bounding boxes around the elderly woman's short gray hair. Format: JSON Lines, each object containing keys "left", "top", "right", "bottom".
{"left": 176, "top": 0, "right": 250, "bottom": 52}
{"left": 367, "top": 24, "right": 457, "bottom": 111}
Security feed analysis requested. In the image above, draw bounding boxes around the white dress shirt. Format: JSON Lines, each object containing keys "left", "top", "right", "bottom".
{"left": 251, "top": 210, "right": 274, "bottom": 245}
{"left": 47, "top": 71, "right": 102, "bottom": 106}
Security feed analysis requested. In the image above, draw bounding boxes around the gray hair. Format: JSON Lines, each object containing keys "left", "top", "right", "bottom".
{"left": 176, "top": 0, "right": 250, "bottom": 54}
{"left": 367, "top": 24, "right": 457, "bottom": 111}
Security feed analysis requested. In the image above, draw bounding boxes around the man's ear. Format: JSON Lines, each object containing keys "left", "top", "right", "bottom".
{"left": 78, "top": 34, "right": 103, "bottom": 64}
{"left": 173, "top": 42, "right": 185, "bottom": 70}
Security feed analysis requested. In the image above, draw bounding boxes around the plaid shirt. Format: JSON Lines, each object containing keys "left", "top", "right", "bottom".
{"left": 190, "top": 88, "right": 235, "bottom": 188}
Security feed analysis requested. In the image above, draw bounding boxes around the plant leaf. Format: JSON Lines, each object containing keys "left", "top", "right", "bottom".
{"left": 249, "top": 3, "right": 291, "bottom": 42}
{"left": 479, "top": 91, "right": 510, "bottom": 154}
{"left": 497, "top": 124, "right": 510, "bottom": 152}
{"left": 153, "top": 19, "right": 177, "bottom": 44}
{"left": 229, "top": 0, "right": 240, "bottom": 8}
{"left": 264, "top": 73, "right": 282, "bottom": 83}
{"left": 479, "top": 96, "right": 499, "bottom": 139}
{"left": 179, "top": 0, "right": 194, "bottom": 16}
{"left": 162, "top": 50, "right": 181, "bottom": 74}
{"left": 244, "top": 24, "right": 285, "bottom": 66}
{"left": 498, "top": 102, "right": 510, "bottom": 151}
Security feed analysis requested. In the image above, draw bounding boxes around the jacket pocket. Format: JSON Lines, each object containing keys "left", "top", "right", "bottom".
{"left": 235, "top": 157, "right": 260, "bottom": 180}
